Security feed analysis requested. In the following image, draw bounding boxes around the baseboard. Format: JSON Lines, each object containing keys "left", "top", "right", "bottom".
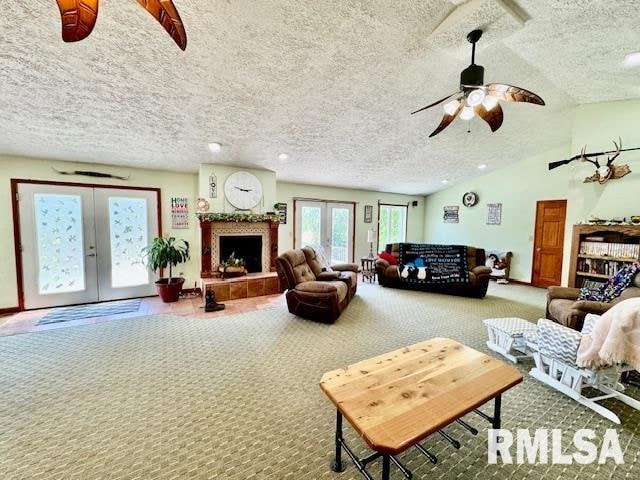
{"left": 0, "top": 306, "right": 20, "bottom": 315}
{"left": 509, "top": 279, "right": 532, "bottom": 286}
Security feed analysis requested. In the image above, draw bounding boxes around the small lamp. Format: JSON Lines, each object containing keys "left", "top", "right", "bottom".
{"left": 367, "top": 229, "right": 376, "bottom": 258}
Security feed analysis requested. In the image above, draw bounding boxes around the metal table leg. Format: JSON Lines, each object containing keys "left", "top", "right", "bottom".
{"left": 331, "top": 410, "right": 346, "bottom": 472}
{"left": 381, "top": 454, "right": 390, "bottom": 480}
{"left": 493, "top": 394, "right": 501, "bottom": 430}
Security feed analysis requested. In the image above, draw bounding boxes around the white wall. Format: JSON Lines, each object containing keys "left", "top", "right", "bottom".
{"left": 276, "top": 182, "right": 425, "bottom": 261}
{"left": 0, "top": 155, "right": 199, "bottom": 310}
{"left": 423, "top": 99, "right": 640, "bottom": 284}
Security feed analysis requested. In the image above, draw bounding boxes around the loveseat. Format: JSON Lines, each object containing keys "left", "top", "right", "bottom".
{"left": 276, "top": 247, "right": 359, "bottom": 323}
{"left": 375, "top": 243, "right": 492, "bottom": 298}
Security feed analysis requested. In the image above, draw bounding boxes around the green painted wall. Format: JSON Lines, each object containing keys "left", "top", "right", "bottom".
{"left": 423, "top": 99, "right": 640, "bottom": 285}
{"left": 276, "top": 182, "right": 425, "bottom": 261}
{"left": 0, "top": 157, "right": 424, "bottom": 310}
{"left": 0, "top": 155, "right": 200, "bottom": 310}
{"left": 198, "top": 164, "right": 277, "bottom": 213}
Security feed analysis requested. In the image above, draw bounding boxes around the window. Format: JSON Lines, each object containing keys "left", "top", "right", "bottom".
{"left": 378, "top": 204, "right": 407, "bottom": 248}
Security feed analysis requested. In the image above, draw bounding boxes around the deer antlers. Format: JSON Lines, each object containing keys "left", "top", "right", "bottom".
{"left": 581, "top": 137, "right": 630, "bottom": 184}
{"left": 579, "top": 145, "right": 600, "bottom": 168}
{"left": 606, "top": 137, "right": 622, "bottom": 166}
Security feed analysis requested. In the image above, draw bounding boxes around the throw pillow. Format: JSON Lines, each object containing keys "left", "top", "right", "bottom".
{"left": 379, "top": 251, "right": 398, "bottom": 265}
{"left": 317, "top": 271, "right": 341, "bottom": 281}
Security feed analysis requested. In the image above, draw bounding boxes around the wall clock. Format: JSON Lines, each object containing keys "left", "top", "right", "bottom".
{"left": 463, "top": 191, "right": 479, "bottom": 207}
{"left": 224, "top": 171, "right": 263, "bottom": 210}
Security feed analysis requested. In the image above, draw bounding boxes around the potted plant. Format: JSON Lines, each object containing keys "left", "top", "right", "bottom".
{"left": 218, "top": 251, "right": 247, "bottom": 278}
{"left": 142, "top": 237, "right": 190, "bottom": 303}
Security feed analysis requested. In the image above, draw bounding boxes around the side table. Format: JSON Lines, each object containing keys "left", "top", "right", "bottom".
{"left": 361, "top": 256, "right": 377, "bottom": 283}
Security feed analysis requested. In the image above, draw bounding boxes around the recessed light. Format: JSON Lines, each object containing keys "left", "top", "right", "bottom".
{"left": 624, "top": 52, "right": 640, "bottom": 68}
{"left": 478, "top": 163, "right": 488, "bottom": 170}
{"left": 441, "top": 179, "right": 449, "bottom": 184}
{"left": 278, "top": 153, "right": 289, "bottom": 161}
{"left": 208, "top": 142, "right": 222, "bottom": 153}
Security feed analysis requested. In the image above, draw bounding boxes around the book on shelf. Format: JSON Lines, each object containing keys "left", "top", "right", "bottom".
{"left": 576, "top": 257, "right": 624, "bottom": 277}
{"left": 581, "top": 279, "right": 604, "bottom": 290}
{"left": 579, "top": 241, "right": 640, "bottom": 259}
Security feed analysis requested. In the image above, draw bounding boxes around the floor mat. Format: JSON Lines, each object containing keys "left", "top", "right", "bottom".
{"left": 37, "top": 299, "right": 142, "bottom": 325}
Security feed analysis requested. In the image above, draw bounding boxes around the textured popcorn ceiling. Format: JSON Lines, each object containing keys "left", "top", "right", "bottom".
{"left": 1, "top": 0, "right": 639, "bottom": 194}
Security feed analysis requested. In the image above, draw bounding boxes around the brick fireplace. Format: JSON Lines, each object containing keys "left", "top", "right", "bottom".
{"left": 199, "top": 215, "right": 279, "bottom": 278}
{"left": 198, "top": 214, "right": 281, "bottom": 301}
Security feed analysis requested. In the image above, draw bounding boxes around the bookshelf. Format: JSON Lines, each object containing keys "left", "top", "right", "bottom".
{"left": 568, "top": 224, "right": 640, "bottom": 288}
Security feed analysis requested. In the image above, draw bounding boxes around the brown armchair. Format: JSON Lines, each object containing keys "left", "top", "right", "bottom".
{"left": 276, "top": 247, "right": 358, "bottom": 323}
{"left": 546, "top": 273, "right": 640, "bottom": 330}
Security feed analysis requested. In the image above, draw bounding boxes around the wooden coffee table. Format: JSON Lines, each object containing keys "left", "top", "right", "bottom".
{"left": 320, "top": 337, "right": 523, "bottom": 479}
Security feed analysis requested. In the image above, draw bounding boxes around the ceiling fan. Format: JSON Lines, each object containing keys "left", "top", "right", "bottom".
{"left": 55, "top": 0, "right": 187, "bottom": 50}
{"left": 411, "top": 29, "right": 544, "bottom": 137}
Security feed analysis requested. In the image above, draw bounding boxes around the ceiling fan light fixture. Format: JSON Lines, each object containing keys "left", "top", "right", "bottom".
{"left": 460, "top": 106, "right": 475, "bottom": 121}
{"left": 466, "top": 89, "right": 485, "bottom": 107}
{"left": 482, "top": 95, "right": 499, "bottom": 110}
{"left": 443, "top": 100, "right": 460, "bottom": 115}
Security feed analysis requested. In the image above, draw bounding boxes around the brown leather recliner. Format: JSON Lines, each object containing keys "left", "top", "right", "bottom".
{"left": 276, "top": 247, "right": 359, "bottom": 323}
{"left": 375, "top": 243, "right": 492, "bottom": 298}
{"left": 546, "top": 273, "right": 640, "bottom": 330}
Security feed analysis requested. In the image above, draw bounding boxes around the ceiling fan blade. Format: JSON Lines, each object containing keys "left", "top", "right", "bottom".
{"left": 411, "top": 91, "right": 460, "bottom": 115}
{"left": 474, "top": 102, "right": 504, "bottom": 132}
{"left": 486, "top": 84, "right": 545, "bottom": 105}
{"left": 137, "top": 0, "right": 188, "bottom": 50}
{"left": 428, "top": 101, "right": 463, "bottom": 137}
{"left": 56, "top": 0, "right": 99, "bottom": 42}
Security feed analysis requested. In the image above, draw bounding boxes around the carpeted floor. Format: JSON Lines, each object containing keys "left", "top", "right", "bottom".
{"left": 1, "top": 283, "right": 638, "bottom": 479}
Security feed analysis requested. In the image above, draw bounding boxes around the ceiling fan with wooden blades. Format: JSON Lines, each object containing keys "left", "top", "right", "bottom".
{"left": 55, "top": 0, "right": 187, "bottom": 50}
{"left": 411, "top": 29, "right": 544, "bottom": 137}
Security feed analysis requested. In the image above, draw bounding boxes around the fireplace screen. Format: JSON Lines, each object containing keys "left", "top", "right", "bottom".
{"left": 219, "top": 235, "right": 263, "bottom": 273}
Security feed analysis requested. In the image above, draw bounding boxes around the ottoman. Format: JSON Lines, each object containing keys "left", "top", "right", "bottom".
{"left": 483, "top": 317, "right": 538, "bottom": 363}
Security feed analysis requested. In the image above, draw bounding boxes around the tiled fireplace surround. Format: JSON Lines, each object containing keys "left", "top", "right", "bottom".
{"left": 199, "top": 218, "right": 280, "bottom": 301}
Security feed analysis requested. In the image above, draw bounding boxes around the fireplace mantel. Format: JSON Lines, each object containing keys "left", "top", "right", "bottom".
{"left": 198, "top": 214, "right": 279, "bottom": 278}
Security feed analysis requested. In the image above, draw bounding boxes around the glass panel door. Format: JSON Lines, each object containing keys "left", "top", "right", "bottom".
{"left": 18, "top": 184, "right": 160, "bottom": 309}
{"left": 294, "top": 200, "right": 354, "bottom": 263}
{"left": 94, "top": 189, "right": 159, "bottom": 301}
{"left": 378, "top": 204, "right": 407, "bottom": 248}
{"left": 300, "top": 204, "right": 323, "bottom": 247}
{"left": 327, "top": 203, "right": 354, "bottom": 264}
{"left": 19, "top": 184, "right": 99, "bottom": 309}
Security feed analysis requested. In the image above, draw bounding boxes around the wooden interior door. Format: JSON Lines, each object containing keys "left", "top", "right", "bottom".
{"left": 532, "top": 200, "right": 567, "bottom": 287}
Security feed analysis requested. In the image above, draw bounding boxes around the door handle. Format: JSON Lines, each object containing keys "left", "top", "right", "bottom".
{"left": 86, "top": 253, "right": 96, "bottom": 257}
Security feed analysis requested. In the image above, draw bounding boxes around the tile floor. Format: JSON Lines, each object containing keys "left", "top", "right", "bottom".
{"left": 0, "top": 293, "right": 286, "bottom": 337}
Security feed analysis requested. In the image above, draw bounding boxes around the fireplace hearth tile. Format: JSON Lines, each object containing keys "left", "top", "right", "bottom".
{"left": 230, "top": 282, "right": 248, "bottom": 300}
{"left": 247, "top": 279, "right": 265, "bottom": 298}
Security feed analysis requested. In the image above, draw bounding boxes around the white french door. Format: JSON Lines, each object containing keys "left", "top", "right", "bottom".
{"left": 18, "top": 183, "right": 159, "bottom": 309}
{"left": 294, "top": 200, "right": 354, "bottom": 263}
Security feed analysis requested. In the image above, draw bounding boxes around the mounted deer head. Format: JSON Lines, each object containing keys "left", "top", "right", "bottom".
{"left": 581, "top": 137, "right": 631, "bottom": 184}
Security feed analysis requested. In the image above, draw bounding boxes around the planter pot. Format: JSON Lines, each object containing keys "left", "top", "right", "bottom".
{"left": 218, "top": 266, "right": 247, "bottom": 278}
{"left": 155, "top": 277, "right": 185, "bottom": 303}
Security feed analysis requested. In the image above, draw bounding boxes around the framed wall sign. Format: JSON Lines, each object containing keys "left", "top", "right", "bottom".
{"left": 171, "top": 197, "right": 189, "bottom": 229}
{"left": 275, "top": 202, "right": 287, "bottom": 224}
{"left": 487, "top": 203, "right": 502, "bottom": 225}
{"left": 443, "top": 205, "right": 459, "bottom": 223}
{"left": 364, "top": 205, "right": 373, "bottom": 223}
{"left": 209, "top": 174, "right": 217, "bottom": 198}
